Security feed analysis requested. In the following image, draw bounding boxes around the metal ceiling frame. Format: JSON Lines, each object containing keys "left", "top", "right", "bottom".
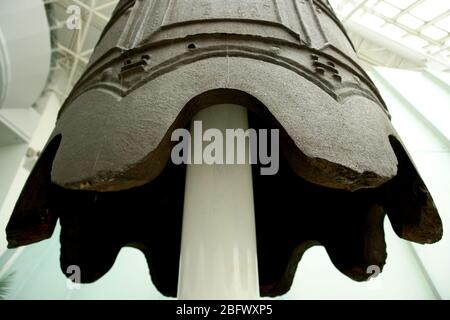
{"left": 334, "top": 0, "right": 450, "bottom": 63}
{"left": 43, "top": 0, "right": 118, "bottom": 97}
{"left": 43, "top": 0, "right": 450, "bottom": 100}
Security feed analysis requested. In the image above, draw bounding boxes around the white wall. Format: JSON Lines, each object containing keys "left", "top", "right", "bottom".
{"left": 370, "top": 68, "right": 450, "bottom": 299}
{"left": 0, "top": 230, "right": 167, "bottom": 300}
{"left": 284, "top": 222, "right": 438, "bottom": 300}
{"left": 0, "top": 92, "right": 61, "bottom": 255}
{"left": 0, "top": 144, "right": 28, "bottom": 208}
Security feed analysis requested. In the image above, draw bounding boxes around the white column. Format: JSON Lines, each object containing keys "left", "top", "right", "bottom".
{"left": 177, "top": 104, "right": 260, "bottom": 300}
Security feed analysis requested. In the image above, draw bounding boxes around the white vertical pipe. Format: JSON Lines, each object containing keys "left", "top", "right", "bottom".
{"left": 177, "top": 104, "right": 260, "bottom": 300}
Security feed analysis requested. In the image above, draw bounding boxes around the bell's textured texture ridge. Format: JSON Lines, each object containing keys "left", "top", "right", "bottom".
{"left": 7, "top": 0, "right": 442, "bottom": 297}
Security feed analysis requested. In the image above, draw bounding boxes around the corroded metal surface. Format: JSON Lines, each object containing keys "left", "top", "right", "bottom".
{"left": 7, "top": 0, "right": 442, "bottom": 297}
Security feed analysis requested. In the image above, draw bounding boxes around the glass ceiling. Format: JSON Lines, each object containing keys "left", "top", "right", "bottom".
{"left": 329, "top": 0, "right": 450, "bottom": 66}
{"left": 44, "top": 0, "right": 450, "bottom": 100}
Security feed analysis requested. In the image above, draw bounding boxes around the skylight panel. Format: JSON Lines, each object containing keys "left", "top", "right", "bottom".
{"left": 409, "top": 0, "right": 450, "bottom": 22}
{"left": 385, "top": 0, "right": 416, "bottom": 10}
{"left": 421, "top": 26, "right": 448, "bottom": 41}
{"left": 327, "top": 0, "right": 450, "bottom": 67}
{"left": 374, "top": 1, "right": 401, "bottom": 18}
{"left": 339, "top": 2, "right": 358, "bottom": 17}
{"left": 365, "top": 0, "right": 379, "bottom": 8}
{"left": 435, "top": 16, "right": 450, "bottom": 32}
{"left": 397, "top": 14, "right": 424, "bottom": 29}
{"left": 356, "top": 12, "right": 386, "bottom": 28}
{"left": 381, "top": 24, "right": 408, "bottom": 39}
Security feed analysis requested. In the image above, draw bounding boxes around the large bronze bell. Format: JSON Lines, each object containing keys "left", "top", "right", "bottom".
{"left": 6, "top": 0, "right": 442, "bottom": 297}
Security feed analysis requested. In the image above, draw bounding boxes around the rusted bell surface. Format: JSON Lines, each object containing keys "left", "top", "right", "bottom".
{"left": 7, "top": 0, "right": 442, "bottom": 297}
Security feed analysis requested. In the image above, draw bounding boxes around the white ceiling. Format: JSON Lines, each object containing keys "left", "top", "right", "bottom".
{"left": 0, "top": 0, "right": 52, "bottom": 145}
{"left": 43, "top": 0, "right": 450, "bottom": 99}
